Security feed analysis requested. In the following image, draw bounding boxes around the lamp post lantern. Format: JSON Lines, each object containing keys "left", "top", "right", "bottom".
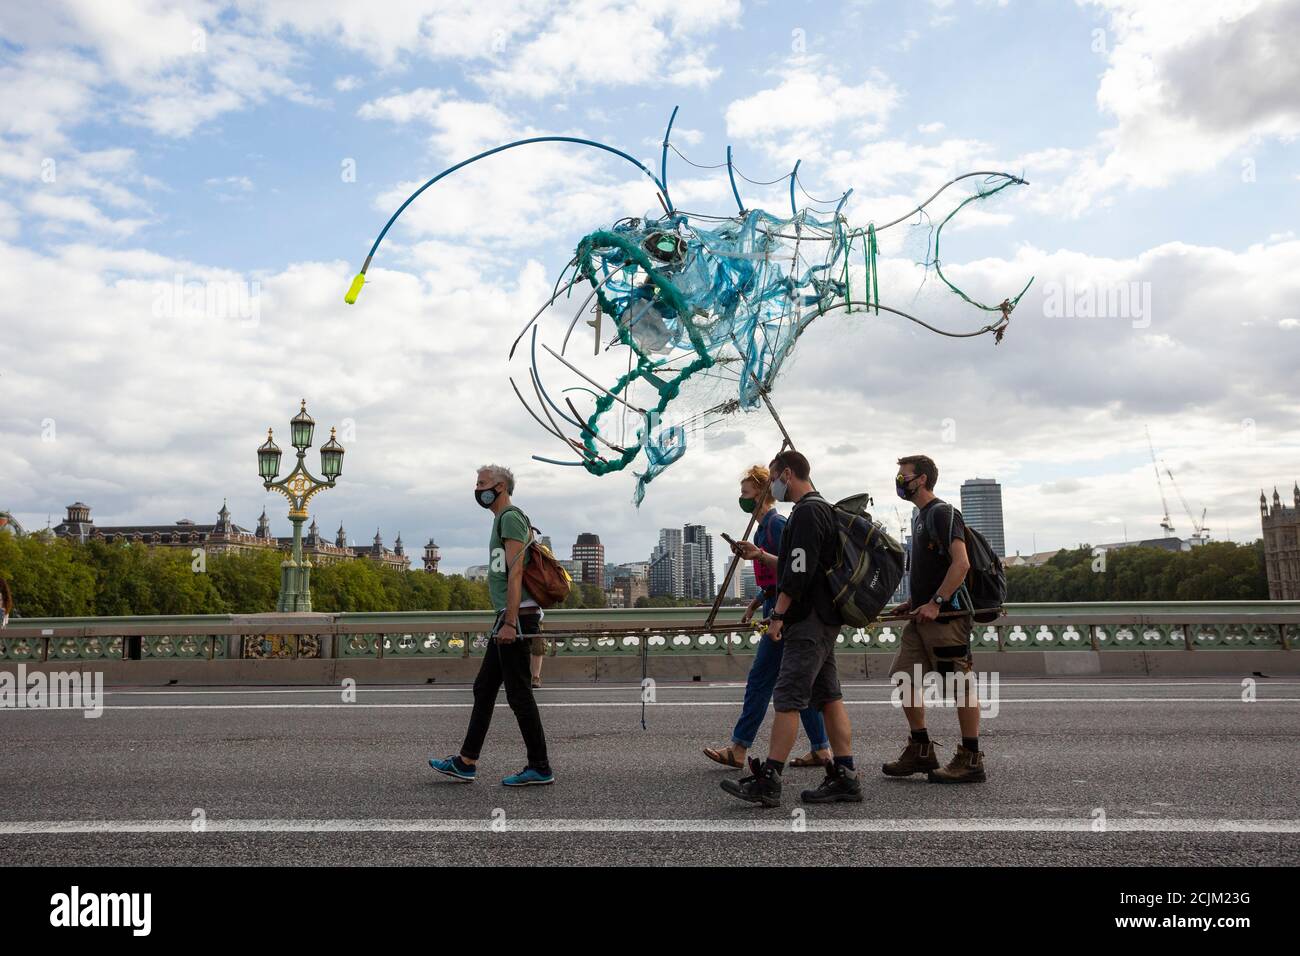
{"left": 258, "top": 399, "right": 345, "bottom": 611}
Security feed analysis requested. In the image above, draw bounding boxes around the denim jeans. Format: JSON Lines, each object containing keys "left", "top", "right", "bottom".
{"left": 731, "top": 610, "right": 830, "bottom": 751}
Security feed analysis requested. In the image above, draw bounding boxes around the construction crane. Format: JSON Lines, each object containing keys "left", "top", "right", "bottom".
{"left": 1145, "top": 426, "right": 1176, "bottom": 537}
{"left": 1164, "top": 465, "right": 1210, "bottom": 546}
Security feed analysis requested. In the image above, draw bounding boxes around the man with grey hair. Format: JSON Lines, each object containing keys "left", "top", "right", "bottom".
{"left": 429, "top": 465, "right": 554, "bottom": 786}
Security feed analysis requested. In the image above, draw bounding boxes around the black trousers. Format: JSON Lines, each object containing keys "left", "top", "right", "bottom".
{"left": 460, "top": 610, "right": 549, "bottom": 768}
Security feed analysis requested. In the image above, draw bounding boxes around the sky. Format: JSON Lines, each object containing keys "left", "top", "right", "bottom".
{"left": 2, "top": 0, "right": 1298, "bottom": 576}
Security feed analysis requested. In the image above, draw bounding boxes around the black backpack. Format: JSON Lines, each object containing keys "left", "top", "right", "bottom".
{"left": 802, "top": 493, "right": 905, "bottom": 628}
{"left": 923, "top": 502, "right": 1006, "bottom": 623}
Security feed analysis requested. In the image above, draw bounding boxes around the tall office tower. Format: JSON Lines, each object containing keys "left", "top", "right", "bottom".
{"left": 682, "top": 540, "right": 705, "bottom": 600}
{"left": 739, "top": 562, "right": 758, "bottom": 600}
{"left": 649, "top": 527, "right": 684, "bottom": 597}
{"left": 571, "top": 533, "right": 605, "bottom": 589}
{"left": 683, "top": 524, "right": 716, "bottom": 599}
{"left": 960, "top": 478, "right": 1006, "bottom": 557}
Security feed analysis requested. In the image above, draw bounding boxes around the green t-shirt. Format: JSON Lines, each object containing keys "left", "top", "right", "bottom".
{"left": 488, "top": 506, "right": 535, "bottom": 612}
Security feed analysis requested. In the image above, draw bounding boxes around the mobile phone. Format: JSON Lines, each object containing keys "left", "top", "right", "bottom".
{"left": 721, "top": 532, "right": 738, "bottom": 550}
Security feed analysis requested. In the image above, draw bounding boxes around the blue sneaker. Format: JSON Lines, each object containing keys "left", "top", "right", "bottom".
{"left": 502, "top": 766, "right": 555, "bottom": 787}
{"left": 429, "top": 755, "right": 476, "bottom": 781}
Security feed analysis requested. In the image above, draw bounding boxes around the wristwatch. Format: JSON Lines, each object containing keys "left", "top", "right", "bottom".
{"left": 770, "top": 611, "right": 786, "bottom": 621}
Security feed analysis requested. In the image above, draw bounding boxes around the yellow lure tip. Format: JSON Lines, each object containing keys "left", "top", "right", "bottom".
{"left": 345, "top": 272, "right": 365, "bottom": 304}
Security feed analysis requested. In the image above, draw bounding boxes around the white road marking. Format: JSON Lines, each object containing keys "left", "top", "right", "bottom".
{"left": 92, "top": 679, "right": 1300, "bottom": 697}
{"left": 0, "top": 817, "right": 1296, "bottom": 834}
{"left": 5, "top": 697, "right": 1300, "bottom": 712}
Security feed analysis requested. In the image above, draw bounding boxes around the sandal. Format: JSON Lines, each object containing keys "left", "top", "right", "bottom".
{"left": 531, "top": 676, "right": 542, "bottom": 689}
{"left": 702, "top": 744, "right": 745, "bottom": 769}
{"left": 790, "top": 751, "right": 832, "bottom": 768}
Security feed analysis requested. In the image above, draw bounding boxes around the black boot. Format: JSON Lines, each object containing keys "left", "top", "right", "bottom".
{"left": 801, "top": 762, "right": 864, "bottom": 804}
{"left": 720, "top": 757, "right": 782, "bottom": 808}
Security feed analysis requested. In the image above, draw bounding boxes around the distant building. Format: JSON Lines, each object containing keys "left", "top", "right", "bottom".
{"left": 891, "top": 534, "right": 912, "bottom": 604}
{"left": 1006, "top": 536, "right": 1193, "bottom": 569}
{"left": 649, "top": 528, "right": 683, "bottom": 597}
{"left": 739, "top": 562, "right": 758, "bottom": 600}
{"left": 610, "top": 571, "right": 648, "bottom": 608}
{"left": 572, "top": 533, "right": 605, "bottom": 589}
{"left": 683, "top": 524, "right": 716, "bottom": 600}
{"left": 464, "top": 565, "right": 489, "bottom": 581}
{"left": 1262, "top": 484, "right": 1300, "bottom": 600}
{"left": 423, "top": 538, "right": 441, "bottom": 573}
{"left": 50, "top": 501, "right": 413, "bottom": 570}
{"left": 0, "top": 511, "right": 26, "bottom": 537}
{"left": 960, "top": 478, "right": 1006, "bottom": 557}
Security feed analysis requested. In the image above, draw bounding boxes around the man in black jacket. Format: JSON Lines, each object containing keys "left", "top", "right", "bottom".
{"left": 721, "top": 451, "right": 862, "bottom": 807}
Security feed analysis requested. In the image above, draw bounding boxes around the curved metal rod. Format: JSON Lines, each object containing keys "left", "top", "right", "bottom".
{"left": 559, "top": 267, "right": 625, "bottom": 356}
{"left": 874, "top": 171, "right": 1026, "bottom": 232}
{"left": 527, "top": 364, "right": 591, "bottom": 460}
{"left": 350, "top": 131, "right": 673, "bottom": 292}
{"left": 530, "top": 364, "right": 626, "bottom": 455}
{"left": 834, "top": 188, "right": 854, "bottom": 218}
{"left": 560, "top": 285, "right": 601, "bottom": 356}
{"left": 789, "top": 159, "right": 801, "bottom": 219}
{"left": 660, "top": 105, "right": 679, "bottom": 214}
{"left": 508, "top": 265, "right": 583, "bottom": 360}
{"left": 541, "top": 342, "right": 647, "bottom": 415}
{"left": 793, "top": 299, "right": 1010, "bottom": 341}
{"left": 509, "top": 376, "right": 592, "bottom": 457}
{"left": 565, "top": 396, "right": 627, "bottom": 454}
{"left": 758, "top": 171, "right": 1029, "bottom": 241}
{"left": 726, "top": 145, "right": 744, "bottom": 214}
{"left": 532, "top": 455, "right": 587, "bottom": 467}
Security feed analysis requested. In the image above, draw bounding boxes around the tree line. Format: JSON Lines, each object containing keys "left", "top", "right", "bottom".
{"left": 0, "top": 533, "right": 492, "bottom": 618}
{"left": 0, "top": 533, "right": 1272, "bottom": 618}
{"left": 1005, "top": 540, "right": 1268, "bottom": 603}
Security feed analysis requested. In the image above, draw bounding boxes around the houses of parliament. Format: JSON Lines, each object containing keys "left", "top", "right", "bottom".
{"left": 44, "top": 501, "right": 440, "bottom": 573}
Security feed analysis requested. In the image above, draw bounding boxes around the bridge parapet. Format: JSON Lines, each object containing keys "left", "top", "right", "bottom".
{"left": 1, "top": 604, "right": 1297, "bottom": 662}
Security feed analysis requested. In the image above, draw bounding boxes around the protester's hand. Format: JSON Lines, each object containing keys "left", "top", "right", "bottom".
{"left": 736, "top": 541, "right": 760, "bottom": 560}
{"left": 497, "top": 621, "right": 518, "bottom": 644}
{"left": 913, "top": 600, "right": 939, "bottom": 624}
{"left": 740, "top": 606, "right": 754, "bottom": 625}
{"left": 768, "top": 619, "right": 783, "bottom": 642}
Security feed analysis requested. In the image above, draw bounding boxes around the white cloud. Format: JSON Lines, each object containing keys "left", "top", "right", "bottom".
{"left": 474, "top": 0, "right": 738, "bottom": 97}
{"left": 1055, "top": 0, "right": 1300, "bottom": 211}
{"left": 25, "top": 193, "right": 148, "bottom": 237}
{"left": 725, "top": 62, "right": 900, "bottom": 160}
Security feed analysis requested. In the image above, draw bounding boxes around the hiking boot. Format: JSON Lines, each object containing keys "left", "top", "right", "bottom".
{"left": 801, "top": 762, "right": 864, "bottom": 804}
{"left": 928, "top": 745, "right": 986, "bottom": 784}
{"left": 881, "top": 738, "right": 940, "bottom": 777}
{"left": 720, "top": 757, "right": 782, "bottom": 808}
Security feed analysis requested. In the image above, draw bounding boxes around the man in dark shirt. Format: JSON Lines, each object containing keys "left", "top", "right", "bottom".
{"left": 883, "top": 454, "right": 985, "bottom": 783}
{"left": 720, "top": 450, "right": 862, "bottom": 807}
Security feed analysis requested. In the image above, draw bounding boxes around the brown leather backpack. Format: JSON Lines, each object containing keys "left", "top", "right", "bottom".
{"left": 504, "top": 508, "right": 572, "bottom": 608}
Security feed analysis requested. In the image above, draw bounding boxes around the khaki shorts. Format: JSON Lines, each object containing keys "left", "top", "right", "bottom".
{"left": 889, "top": 616, "right": 974, "bottom": 680}
{"left": 530, "top": 636, "right": 547, "bottom": 657}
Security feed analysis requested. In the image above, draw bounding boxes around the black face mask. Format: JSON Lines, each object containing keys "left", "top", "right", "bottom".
{"left": 475, "top": 486, "right": 499, "bottom": 509}
{"left": 895, "top": 475, "right": 920, "bottom": 500}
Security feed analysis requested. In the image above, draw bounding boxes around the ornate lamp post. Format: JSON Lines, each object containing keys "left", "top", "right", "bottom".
{"left": 257, "top": 400, "right": 346, "bottom": 611}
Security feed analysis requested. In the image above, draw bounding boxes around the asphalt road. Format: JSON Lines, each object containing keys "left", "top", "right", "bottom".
{"left": 2, "top": 677, "right": 1298, "bottom": 865}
